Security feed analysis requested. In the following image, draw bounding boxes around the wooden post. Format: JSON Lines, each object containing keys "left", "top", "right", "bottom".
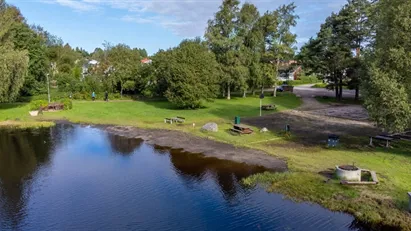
{"left": 408, "top": 192, "right": 411, "bottom": 212}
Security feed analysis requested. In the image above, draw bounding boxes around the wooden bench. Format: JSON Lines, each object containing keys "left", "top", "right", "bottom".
{"left": 369, "top": 135, "right": 394, "bottom": 147}
{"left": 164, "top": 116, "right": 186, "bottom": 124}
{"left": 391, "top": 133, "right": 411, "bottom": 141}
{"left": 173, "top": 116, "right": 185, "bottom": 123}
{"left": 261, "top": 104, "right": 276, "bottom": 111}
{"left": 230, "top": 128, "right": 243, "bottom": 135}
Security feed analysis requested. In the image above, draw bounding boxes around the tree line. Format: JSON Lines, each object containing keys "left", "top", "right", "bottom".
{"left": 298, "top": 0, "right": 411, "bottom": 132}
{"left": 1, "top": 0, "right": 410, "bottom": 132}
{"left": 0, "top": 0, "right": 299, "bottom": 107}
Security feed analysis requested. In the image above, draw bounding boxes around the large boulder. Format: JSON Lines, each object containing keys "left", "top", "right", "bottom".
{"left": 201, "top": 122, "right": 218, "bottom": 132}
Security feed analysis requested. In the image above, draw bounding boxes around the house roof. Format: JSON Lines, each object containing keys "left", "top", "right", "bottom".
{"left": 141, "top": 58, "right": 152, "bottom": 64}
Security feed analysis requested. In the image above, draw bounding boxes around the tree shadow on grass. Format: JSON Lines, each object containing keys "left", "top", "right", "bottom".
{"left": 0, "top": 102, "right": 28, "bottom": 110}
{"left": 141, "top": 100, "right": 181, "bottom": 110}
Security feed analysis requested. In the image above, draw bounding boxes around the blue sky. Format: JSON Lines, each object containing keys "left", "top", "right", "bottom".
{"left": 9, "top": 0, "right": 346, "bottom": 55}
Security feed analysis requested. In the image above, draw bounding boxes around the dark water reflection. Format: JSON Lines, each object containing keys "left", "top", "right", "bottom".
{"left": 0, "top": 125, "right": 370, "bottom": 231}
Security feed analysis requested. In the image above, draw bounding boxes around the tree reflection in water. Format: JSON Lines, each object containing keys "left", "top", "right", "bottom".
{"left": 152, "top": 145, "right": 268, "bottom": 201}
{"left": 107, "top": 134, "right": 143, "bottom": 156}
{"left": 0, "top": 128, "right": 53, "bottom": 229}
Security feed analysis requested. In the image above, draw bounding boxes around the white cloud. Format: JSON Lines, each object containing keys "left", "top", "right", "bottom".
{"left": 41, "top": 0, "right": 98, "bottom": 11}
{"left": 41, "top": 0, "right": 347, "bottom": 44}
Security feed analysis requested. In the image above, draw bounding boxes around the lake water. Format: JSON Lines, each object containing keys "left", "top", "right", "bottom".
{"left": 0, "top": 124, "right": 368, "bottom": 231}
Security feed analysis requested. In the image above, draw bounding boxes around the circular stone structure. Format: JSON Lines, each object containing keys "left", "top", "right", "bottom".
{"left": 335, "top": 165, "right": 361, "bottom": 181}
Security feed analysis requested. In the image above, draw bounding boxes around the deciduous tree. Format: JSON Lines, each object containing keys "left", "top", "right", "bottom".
{"left": 154, "top": 39, "right": 220, "bottom": 108}
{"left": 205, "top": 0, "right": 241, "bottom": 100}
{"left": 362, "top": 0, "right": 411, "bottom": 132}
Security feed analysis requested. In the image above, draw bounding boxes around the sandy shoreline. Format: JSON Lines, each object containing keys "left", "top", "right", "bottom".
{"left": 104, "top": 125, "right": 288, "bottom": 171}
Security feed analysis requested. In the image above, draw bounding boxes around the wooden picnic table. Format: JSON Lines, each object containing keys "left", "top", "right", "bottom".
{"left": 231, "top": 124, "right": 254, "bottom": 135}
{"left": 43, "top": 102, "right": 64, "bottom": 111}
{"left": 369, "top": 135, "right": 393, "bottom": 147}
{"left": 164, "top": 116, "right": 186, "bottom": 124}
{"left": 261, "top": 104, "right": 276, "bottom": 111}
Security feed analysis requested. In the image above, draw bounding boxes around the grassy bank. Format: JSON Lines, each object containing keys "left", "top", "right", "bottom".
{"left": 0, "top": 103, "right": 55, "bottom": 128}
{"left": 1, "top": 93, "right": 410, "bottom": 230}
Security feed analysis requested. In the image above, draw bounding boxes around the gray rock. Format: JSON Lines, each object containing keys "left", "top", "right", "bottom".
{"left": 202, "top": 122, "right": 218, "bottom": 132}
{"left": 260, "top": 127, "right": 269, "bottom": 133}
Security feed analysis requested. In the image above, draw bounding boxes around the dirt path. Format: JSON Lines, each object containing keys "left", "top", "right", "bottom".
{"left": 243, "top": 85, "right": 378, "bottom": 144}
{"left": 104, "top": 125, "right": 288, "bottom": 171}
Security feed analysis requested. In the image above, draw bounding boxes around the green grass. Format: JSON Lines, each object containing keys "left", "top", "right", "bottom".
{"left": 0, "top": 103, "right": 55, "bottom": 128}
{"left": 311, "top": 83, "right": 349, "bottom": 89}
{"left": 41, "top": 92, "right": 300, "bottom": 125}
{"left": 311, "top": 83, "right": 328, "bottom": 88}
{"left": 315, "top": 96, "right": 363, "bottom": 105}
{"left": 1, "top": 92, "right": 411, "bottom": 229}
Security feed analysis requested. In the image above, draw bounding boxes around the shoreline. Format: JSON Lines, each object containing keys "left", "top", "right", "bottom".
{"left": 104, "top": 125, "right": 288, "bottom": 172}
{"left": 1, "top": 118, "right": 410, "bottom": 230}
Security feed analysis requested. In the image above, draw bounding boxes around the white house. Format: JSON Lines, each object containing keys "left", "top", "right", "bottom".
{"left": 82, "top": 60, "right": 100, "bottom": 78}
{"left": 278, "top": 66, "right": 302, "bottom": 82}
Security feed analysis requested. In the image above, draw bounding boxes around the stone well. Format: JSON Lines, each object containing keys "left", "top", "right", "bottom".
{"left": 335, "top": 165, "right": 361, "bottom": 181}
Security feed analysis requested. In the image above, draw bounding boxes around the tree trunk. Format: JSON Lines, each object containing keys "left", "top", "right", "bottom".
{"left": 273, "top": 59, "right": 280, "bottom": 97}
{"left": 120, "top": 84, "right": 123, "bottom": 98}
{"left": 243, "top": 90, "right": 246, "bottom": 98}
{"left": 334, "top": 75, "right": 339, "bottom": 99}
{"left": 222, "top": 87, "right": 225, "bottom": 98}
{"left": 252, "top": 88, "right": 256, "bottom": 96}
{"left": 355, "top": 86, "right": 359, "bottom": 101}
{"left": 261, "top": 86, "right": 264, "bottom": 94}
{"left": 227, "top": 84, "right": 231, "bottom": 100}
{"left": 338, "top": 77, "right": 343, "bottom": 101}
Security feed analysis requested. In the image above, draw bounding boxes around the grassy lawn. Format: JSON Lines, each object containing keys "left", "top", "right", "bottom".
{"left": 1, "top": 92, "right": 411, "bottom": 229}
{"left": 0, "top": 103, "right": 54, "bottom": 128}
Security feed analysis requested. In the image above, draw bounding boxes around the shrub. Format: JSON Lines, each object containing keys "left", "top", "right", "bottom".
{"left": 29, "top": 100, "right": 48, "bottom": 111}
{"left": 286, "top": 75, "right": 320, "bottom": 86}
{"left": 73, "top": 92, "right": 88, "bottom": 100}
{"left": 60, "top": 99, "right": 73, "bottom": 110}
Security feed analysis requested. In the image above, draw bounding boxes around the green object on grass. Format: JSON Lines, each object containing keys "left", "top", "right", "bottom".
{"left": 234, "top": 116, "right": 240, "bottom": 125}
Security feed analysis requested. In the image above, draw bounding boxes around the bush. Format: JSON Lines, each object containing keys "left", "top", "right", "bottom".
{"left": 29, "top": 100, "right": 48, "bottom": 111}
{"left": 73, "top": 92, "right": 89, "bottom": 100}
{"left": 287, "top": 75, "right": 320, "bottom": 86}
{"left": 60, "top": 99, "right": 73, "bottom": 110}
